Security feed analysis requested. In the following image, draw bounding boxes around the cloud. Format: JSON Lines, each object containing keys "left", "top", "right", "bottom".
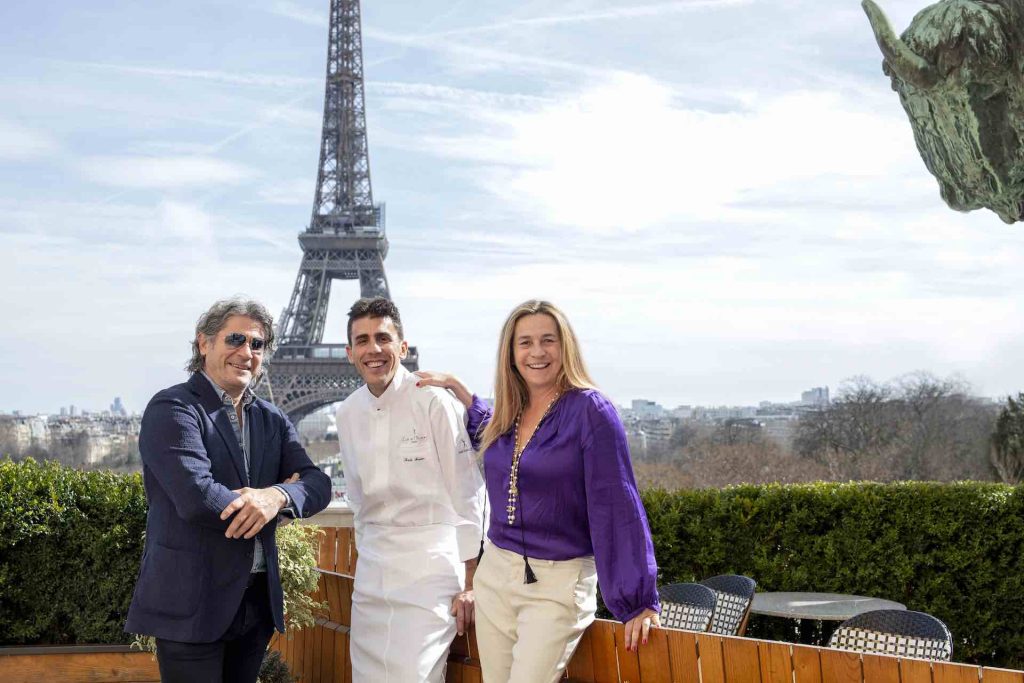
{"left": 0, "top": 119, "right": 59, "bottom": 160}
{"left": 425, "top": 0, "right": 755, "bottom": 38}
{"left": 368, "top": 81, "right": 550, "bottom": 111}
{"left": 158, "top": 200, "right": 218, "bottom": 255}
{"left": 409, "top": 73, "right": 919, "bottom": 231}
{"left": 266, "top": 0, "right": 325, "bottom": 26}
{"left": 255, "top": 178, "right": 313, "bottom": 206}
{"left": 364, "top": 28, "right": 616, "bottom": 78}
{"left": 78, "top": 155, "right": 254, "bottom": 189}
{"left": 62, "top": 61, "right": 317, "bottom": 89}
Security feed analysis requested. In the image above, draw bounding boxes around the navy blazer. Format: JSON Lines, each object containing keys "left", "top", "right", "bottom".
{"left": 125, "top": 373, "right": 332, "bottom": 643}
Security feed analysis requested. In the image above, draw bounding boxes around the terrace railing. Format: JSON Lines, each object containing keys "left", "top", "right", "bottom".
{"left": 273, "top": 514, "right": 1024, "bottom": 683}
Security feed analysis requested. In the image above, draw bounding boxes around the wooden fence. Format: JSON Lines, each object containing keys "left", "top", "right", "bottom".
{"left": 4, "top": 523, "right": 1023, "bottom": 682}
{"left": 0, "top": 645, "right": 159, "bottom": 683}
{"left": 273, "top": 525, "right": 1024, "bottom": 683}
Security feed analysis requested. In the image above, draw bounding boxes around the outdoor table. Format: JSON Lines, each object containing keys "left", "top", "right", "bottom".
{"left": 751, "top": 592, "right": 906, "bottom": 621}
{"left": 749, "top": 592, "right": 906, "bottom": 645}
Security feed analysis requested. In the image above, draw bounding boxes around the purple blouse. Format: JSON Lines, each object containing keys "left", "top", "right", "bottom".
{"left": 467, "top": 389, "right": 660, "bottom": 623}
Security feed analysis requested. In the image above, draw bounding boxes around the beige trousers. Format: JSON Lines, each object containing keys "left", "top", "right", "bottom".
{"left": 473, "top": 541, "right": 598, "bottom": 683}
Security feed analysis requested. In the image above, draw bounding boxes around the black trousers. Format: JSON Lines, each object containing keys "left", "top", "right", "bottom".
{"left": 156, "top": 574, "right": 276, "bottom": 683}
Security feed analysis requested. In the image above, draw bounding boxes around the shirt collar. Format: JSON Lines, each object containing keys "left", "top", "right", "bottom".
{"left": 367, "top": 364, "right": 410, "bottom": 407}
{"left": 200, "top": 371, "right": 256, "bottom": 408}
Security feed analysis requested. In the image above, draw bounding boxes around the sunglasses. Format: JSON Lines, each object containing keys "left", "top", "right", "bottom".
{"left": 224, "top": 332, "right": 266, "bottom": 353}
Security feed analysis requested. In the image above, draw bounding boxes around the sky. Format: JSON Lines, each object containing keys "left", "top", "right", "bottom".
{"left": 2, "top": 0, "right": 1024, "bottom": 415}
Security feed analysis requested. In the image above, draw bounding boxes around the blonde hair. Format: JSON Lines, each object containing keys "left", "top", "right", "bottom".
{"left": 478, "top": 300, "right": 596, "bottom": 455}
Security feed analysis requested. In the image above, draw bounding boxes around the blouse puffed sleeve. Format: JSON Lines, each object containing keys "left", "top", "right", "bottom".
{"left": 581, "top": 391, "right": 660, "bottom": 623}
{"left": 464, "top": 394, "right": 493, "bottom": 451}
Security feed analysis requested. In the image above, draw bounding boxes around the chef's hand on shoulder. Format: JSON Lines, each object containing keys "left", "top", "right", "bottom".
{"left": 450, "top": 589, "right": 475, "bottom": 635}
{"left": 220, "top": 486, "right": 288, "bottom": 539}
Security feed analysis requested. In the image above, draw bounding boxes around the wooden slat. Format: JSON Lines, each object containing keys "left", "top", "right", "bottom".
{"left": 334, "top": 629, "right": 350, "bottom": 683}
{"left": 319, "top": 624, "right": 336, "bottom": 683}
{"left": 758, "top": 640, "right": 793, "bottom": 683}
{"left": 722, "top": 636, "right": 761, "bottom": 683}
{"left": 289, "top": 627, "right": 304, "bottom": 674}
{"left": 325, "top": 573, "right": 343, "bottom": 624}
{"left": 820, "top": 648, "right": 861, "bottom": 683}
{"left": 862, "top": 652, "right": 900, "bottom": 683}
{"left": 696, "top": 633, "right": 726, "bottom": 683}
{"left": 318, "top": 527, "right": 337, "bottom": 571}
{"left": 288, "top": 629, "right": 298, "bottom": 670}
{"left": 565, "top": 622, "right": 597, "bottom": 682}
{"left": 615, "top": 622, "right": 642, "bottom": 683}
{"left": 339, "top": 575, "right": 354, "bottom": 628}
{"left": 588, "top": 621, "right": 620, "bottom": 683}
{"left": 335, "top": 527, "right": 357, "bottom": 575}
{"left": 0, "top": 652, "right": 160, "bottom": 682}
{"left": 900, "top": 657, "right": 933, "bottom": 683}
{"left": 665, "top": 629, "right": 700, "bottom": 682}
{"left": 983, "top": 668, "right": 1024, "bottom": 683}
{"left": 311, "top": 624, "right": 324, "bottom": 683}
{"left": 304, "top": 624, "right": 316, "bottom": 683}
{"left": 446, "top": 661, "right": 464, "bottom": 683}
{"left": 792, "top": 645, "right": 823, "bottom": 683}
{"left": 934, "top": 662, "right": 982, "bottom": 683}
{"left": 637, "top": 626, "right": 672, "bottom": 683}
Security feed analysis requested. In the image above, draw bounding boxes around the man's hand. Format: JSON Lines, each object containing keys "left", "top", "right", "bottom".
{"left": 220, "top": 487, "right": 288, "bottom": 539}
{"left": 450, "top": 590, "right": 475, "bottom": 636}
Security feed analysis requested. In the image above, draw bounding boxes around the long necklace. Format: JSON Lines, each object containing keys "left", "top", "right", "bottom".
{"left": 506, "top": 391, "right": 561, "bottom": 525}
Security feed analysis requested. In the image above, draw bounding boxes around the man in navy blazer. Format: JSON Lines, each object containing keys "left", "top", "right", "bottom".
{"left": 125, "top": 298, "right": 332, "bottom": 683}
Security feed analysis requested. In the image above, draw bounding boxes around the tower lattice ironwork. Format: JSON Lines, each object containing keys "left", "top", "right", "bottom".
{"left": 264, "top": 0, "right": 417, "bottom": 423}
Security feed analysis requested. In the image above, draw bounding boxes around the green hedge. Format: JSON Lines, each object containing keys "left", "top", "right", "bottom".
{"left": 0, "top": 458, "right": 146, "bottom": 645}
{"left": 641, "top": 482, "right": 1024, "bottom": 668}
{"left": 2, "top": 460, "right": 1022, "bottom": 667}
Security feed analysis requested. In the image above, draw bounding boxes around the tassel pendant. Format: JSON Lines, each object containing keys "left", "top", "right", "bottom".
{"left": 523, "top": 556, "right": 538, "bottom": 584}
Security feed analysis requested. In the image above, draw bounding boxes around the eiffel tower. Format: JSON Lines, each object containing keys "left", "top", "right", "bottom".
{"left": 264, "top": 0, "right": 417, "bottom": 423}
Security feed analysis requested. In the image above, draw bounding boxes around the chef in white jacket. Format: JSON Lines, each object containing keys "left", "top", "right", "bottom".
{"left": 335, "top": 296, "right": 485, "bottom": 682}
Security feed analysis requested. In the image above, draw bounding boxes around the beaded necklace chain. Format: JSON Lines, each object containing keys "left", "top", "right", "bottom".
{"left": 506, "top": 391, "right": 561, "bottom": 525}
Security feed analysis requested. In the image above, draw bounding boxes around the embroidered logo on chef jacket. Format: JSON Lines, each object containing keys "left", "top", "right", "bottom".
{"left": 456, "top": 436, "right": 472, "bottom": 455}
{"left": 400, "top": 428, "right": 429, "bottom": 448}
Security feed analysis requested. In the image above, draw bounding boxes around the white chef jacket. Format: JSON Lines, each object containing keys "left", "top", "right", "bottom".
{"left": 336, "top": 364, "right": 484, "bottom": 560}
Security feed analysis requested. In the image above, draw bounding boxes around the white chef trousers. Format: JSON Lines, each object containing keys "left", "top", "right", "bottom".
{"left": 473, "top": 541, "right": 597, "bottom": 683}
{"left": 350, "top": 524, "right": 463, "bottom": 683}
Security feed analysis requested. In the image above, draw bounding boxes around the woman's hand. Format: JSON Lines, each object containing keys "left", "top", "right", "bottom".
{"left": 414, "top": 370, "right": 474, "bottom": 408}
{"left": 623, "top": 608, "right": 660, "bottom": 651}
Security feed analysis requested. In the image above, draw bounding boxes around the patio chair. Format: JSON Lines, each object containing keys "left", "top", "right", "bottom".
{"left": 656, "top": 583, "right": 717, "bottom": 632}
{"left": 699, "top": 574, "right": 757, "bottom": 635}
{"left": 828, "top": 609, "right": 952, "bottom": 661}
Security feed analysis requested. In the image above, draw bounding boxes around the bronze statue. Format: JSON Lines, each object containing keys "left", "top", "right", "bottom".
{"left": 862, "top": 0, "right": 1024, "bottom": 223}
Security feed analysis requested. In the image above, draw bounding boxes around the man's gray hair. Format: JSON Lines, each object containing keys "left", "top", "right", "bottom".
{"left": 186, "top": 297, "right": 276, "bottom": 380}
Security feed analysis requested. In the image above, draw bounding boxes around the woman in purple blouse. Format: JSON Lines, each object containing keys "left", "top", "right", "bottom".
{"left": 417, "top": 299, "right": 659, "bottom": 683}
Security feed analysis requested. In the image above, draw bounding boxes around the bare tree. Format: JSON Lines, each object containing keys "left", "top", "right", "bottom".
{"left": 794, "top": 373, "right": 996, "bottom": 482}
{"left": 992, "top": 393, "right": 1024, "bottom": 484}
